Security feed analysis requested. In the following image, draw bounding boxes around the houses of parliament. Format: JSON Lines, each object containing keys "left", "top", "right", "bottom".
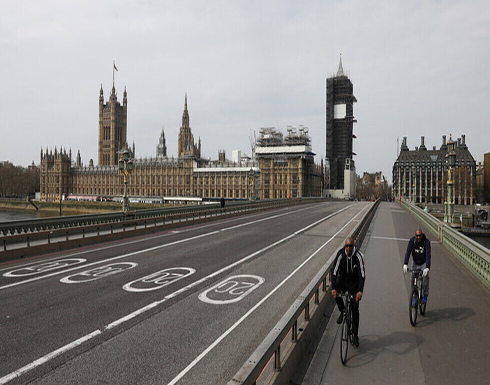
{"left": 40, "top": 81, "right": 323, "bottom": 203}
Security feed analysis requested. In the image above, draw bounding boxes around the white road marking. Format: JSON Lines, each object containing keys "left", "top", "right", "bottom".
{"left": 370, "top": 235, "right": 438, "bottom": 244}
{"left": 0, "top": 330, "right": 102, "bottom": 385}
{"left": 0, "top": 205, "right": 318, "bottom": 290}
{"left": 167, "top": 204, "right": 369, "bottom": 385}
{"left": 60, "top": 263, "right": 138, "bottom": 284}
{"left": 198, "top": 275, "right": 265, "bottom": 305}
{"left": 123, "top": 267, "right": 196, "bottom": 292}
{"left": 3, "top": 259, "right": 86, "bottom": 277}
{"left": 0, "top": 202, "right": 367, "bottom": 384}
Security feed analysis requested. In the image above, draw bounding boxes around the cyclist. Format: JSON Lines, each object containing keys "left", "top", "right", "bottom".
{"left": 331, "top": 237, "right": 365, "bottom": 348}
{"left": 403, "top": 228, "right": 431, "bottom": 304}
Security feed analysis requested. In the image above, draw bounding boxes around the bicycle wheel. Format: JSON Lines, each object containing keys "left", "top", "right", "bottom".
{"left": 419, "top": 291, "right": 427, "bottom": 315}
{"left": 409, "top": 288, "right": 418, "bottom": 326}
{"left": 348, "top": 304, "right": 354, "bottom": 345}
{"left": 340, "top": 313, "right": 349, "bottom": 365}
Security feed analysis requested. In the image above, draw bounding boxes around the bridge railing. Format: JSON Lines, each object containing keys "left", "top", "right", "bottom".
{"left": 227, "top": 199, "right": 380, "bottom": 385}
{"left": 400, "top": 199, "right": 490, "bottom": 289}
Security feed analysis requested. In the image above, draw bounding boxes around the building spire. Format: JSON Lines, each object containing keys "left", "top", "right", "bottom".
{"left": 337, "top": 51, "right": 344, "bottom": 77}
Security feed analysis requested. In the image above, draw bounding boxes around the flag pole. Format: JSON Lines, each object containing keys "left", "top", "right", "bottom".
{"left": 113, "top": 60, "right": 115, "bottom": 85}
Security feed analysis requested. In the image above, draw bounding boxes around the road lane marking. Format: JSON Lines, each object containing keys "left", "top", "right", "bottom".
{"left": 370, "top": 236, "right": 438, "bottom": 244}
{"left": 198, "top": 275, "right": 265, "bottom": 304}
{"left": 3, "top": 259, "right": 86, "bottom": 277}
{"left": 123, "top": 267, "right": 196, "bottom": 292}
{"left": 60, "top": 263, "right": 138, "bottom": 283}
{"left": 167, "top": 203, "right": 369, "bottom": 385}
{"left": 0, "top": 330, "right": 102, "bottom": 385}
{"left": 0, "top": 204, "right": 326, "bottom": 290}
{"left": 0, "top": 202, "right": 367, "bottom": 383}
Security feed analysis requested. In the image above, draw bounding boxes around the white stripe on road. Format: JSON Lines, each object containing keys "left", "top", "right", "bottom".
{"left": 0, "top": 202, "right": 365, "bottom": 384}
{"left": 0, "top": 330, "right": 102, "bottom": 385}
{"left": 167, "top": 204, "right": 369, "bottom": 385}
{"left": 370, "top": 235, "right": 438, "bottom": 244}
{"left": 0, "top": 205, "right": 317, "bottom": 289}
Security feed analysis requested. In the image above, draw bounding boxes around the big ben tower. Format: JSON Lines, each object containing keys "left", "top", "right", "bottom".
{"left": 98, "top": 83, "right": 128, "bottom": 166}
{"left": 325, "top": 54, "right": 357, "bottom": 198}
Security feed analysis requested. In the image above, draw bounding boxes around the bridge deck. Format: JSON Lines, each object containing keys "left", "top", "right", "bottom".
{"left": 303, "top": 201, "right": 490, "bottom": 385}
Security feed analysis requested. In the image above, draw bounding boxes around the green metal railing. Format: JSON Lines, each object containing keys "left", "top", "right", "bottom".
{"left": 227, "top": 200, "right": 380, "bottom": 385}
{"left": 401, "top": 199, "right": 490, "bottom": 289}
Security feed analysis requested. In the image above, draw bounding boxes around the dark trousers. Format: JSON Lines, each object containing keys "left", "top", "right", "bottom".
{"left": 335, "top": 289, "right": 360, "bottom": 336}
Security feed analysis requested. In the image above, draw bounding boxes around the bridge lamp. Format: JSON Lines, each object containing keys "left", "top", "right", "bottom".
{"left": 444, "top": 135, "right": 456, "bottom": 223}
{"left": 119, "top": 149, "right": 134, "bottom": 212}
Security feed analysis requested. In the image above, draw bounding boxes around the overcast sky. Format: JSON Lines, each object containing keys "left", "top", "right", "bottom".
{"left": 1, "top": 1, "right": 489, "bottom": 183}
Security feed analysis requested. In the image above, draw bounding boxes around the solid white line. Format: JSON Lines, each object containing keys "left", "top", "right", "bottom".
{"left": 0, "top": 231, "right": 219, "bottom": 290}
{"left": 167, "top": 204, "right": 369, "bottom": 385}
{"left": 0, "top": 202, "right": 363, "bottom": 383}
{"left": 0, "top": 205, "right": 315, "bottom": 289}
{"left": 107, "top": 204, "right": 358, "bottom": 330}
{"left": 369, "top": 236, "right": 410, "bottom": 242}
{"left": 0, "top": 330, "right": 102, "bottom": 385}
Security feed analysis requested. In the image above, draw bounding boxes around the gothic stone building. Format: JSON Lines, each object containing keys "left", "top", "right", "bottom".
{"left": 40, "top": 85, "right": 323, "bottom": 203}
{"left": 392, "top": 135, "right": 477, "bottom": 205}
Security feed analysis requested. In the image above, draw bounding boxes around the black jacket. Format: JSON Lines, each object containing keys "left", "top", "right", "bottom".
{"left": 331, "top": 245, "right": 366, "bottom": 293}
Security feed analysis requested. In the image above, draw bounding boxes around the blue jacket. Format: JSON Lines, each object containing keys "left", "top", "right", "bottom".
{"left": 404, "top": 234, "right": 431, "bottom": 268}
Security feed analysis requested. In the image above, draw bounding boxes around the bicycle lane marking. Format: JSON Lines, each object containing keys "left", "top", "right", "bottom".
{"left": 0, "top": 204, "right": 322, "bottom": 290}
{"left": 0, "top": 203, "right": 359, "bottom": 384}
{"left": 167, "top": 203, "right": 370, "bottom": 385}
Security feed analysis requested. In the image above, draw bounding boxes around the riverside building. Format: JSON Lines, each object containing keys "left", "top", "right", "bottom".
{"left": 392, "top": 135, "right": 477, "bottom": 205}
{"left": 40, "top": 83, "right": 323, "bottom": 203}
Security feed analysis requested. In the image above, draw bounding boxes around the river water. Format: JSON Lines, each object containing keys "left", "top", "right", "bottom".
{"left": 1, "top": 209, "right": 490, "bottom": 250}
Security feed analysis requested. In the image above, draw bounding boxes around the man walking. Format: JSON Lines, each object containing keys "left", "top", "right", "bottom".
{"left": 331, "top": 237, "right": 365, "bottom": 347}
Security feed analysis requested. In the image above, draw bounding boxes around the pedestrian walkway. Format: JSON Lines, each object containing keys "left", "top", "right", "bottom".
{"left": 302, "top": 202, "right": 490, "bottom": 385}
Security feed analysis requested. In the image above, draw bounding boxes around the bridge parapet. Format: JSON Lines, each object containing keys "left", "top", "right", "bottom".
{"left": 401, "top": 199, "right": 490, "bottom": 289}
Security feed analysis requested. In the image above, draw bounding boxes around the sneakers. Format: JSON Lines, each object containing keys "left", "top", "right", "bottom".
{"left": 412, "top": 297, "right": 416, "bottom": 307}
{"left": 422, "top": 295, "right": 428, "bottom": 303}
{"left": 336, "top": 313, "right": 343, "bottom": 324}
{"left": 352, "top": 335, "right": 359, "bottom": 348}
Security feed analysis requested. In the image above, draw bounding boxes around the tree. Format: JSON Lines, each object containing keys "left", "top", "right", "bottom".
{"left": 0, "top": 163, "right": 40, "bottom": 198}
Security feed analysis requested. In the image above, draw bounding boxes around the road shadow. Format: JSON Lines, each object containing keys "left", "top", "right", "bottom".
{"left": 412, "top": 306, "right": 475, "bottom": 328}
{"left": 342, "top": 331, "right": 423, "bottom": 367}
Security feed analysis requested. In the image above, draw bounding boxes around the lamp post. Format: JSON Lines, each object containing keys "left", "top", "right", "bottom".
{"left": 411, "top": 165, "right": 416, "bottom": 204}
{"left": 248, "top": 168, "right": 255, "bottom": 200}
{"left": 444, "top": 135, "right": 456, "bottom": 223}
{"left": 118, "top": 149, "right": 134, "bottom": 211}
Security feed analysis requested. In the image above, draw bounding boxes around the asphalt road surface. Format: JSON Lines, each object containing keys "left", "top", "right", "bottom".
{"left": 0, "top": 200, "right": 372, "bottom": 385}
{"left": 303, "top": 201, "right": 490, "bottom": 385}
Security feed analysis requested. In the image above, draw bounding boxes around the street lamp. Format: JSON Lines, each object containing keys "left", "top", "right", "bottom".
{"left": 118, "top": 149, "right": 134, "bottom": 211}
{"left": 444, "top": 135, "right": 456, "bottom": 223}
{"left": 412, "top": 165, "right": 416, "bottom": 204}
{"left": 248, "top": 168, "right": 255, "bottom": 200}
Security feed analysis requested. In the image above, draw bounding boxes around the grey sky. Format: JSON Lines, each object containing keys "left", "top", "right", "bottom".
{"left": 1, "top": 1, "right": 489, "bottom": 184}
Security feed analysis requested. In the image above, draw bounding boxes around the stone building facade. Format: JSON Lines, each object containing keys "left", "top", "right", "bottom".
{"left": 392, "top": 135, "right": 477, "bottom": 205}
{"left": 40, "top": 85, "right": 323, "bottom": 203}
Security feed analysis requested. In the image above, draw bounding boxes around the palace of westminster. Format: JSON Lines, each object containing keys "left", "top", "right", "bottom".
{"left": 40, "top": 58, "right": 483, "bottom": 205}
{"left": 40, "top": 82, "right": 323, "bottom": 203}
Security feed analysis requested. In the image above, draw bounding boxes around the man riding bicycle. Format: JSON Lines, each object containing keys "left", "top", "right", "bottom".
{"left": 331, "top": 237, "right": 365, "bottom": 348}
{"left": 403, "top": 228, "right": 431, "bottom": 304}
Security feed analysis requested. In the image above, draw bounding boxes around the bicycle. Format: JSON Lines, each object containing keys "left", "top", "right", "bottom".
{"left": 406, "top": 269, "right": 427, "bottom": 326}
{"left": 338, "top": 293, "right": 355, "bottom": 365}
